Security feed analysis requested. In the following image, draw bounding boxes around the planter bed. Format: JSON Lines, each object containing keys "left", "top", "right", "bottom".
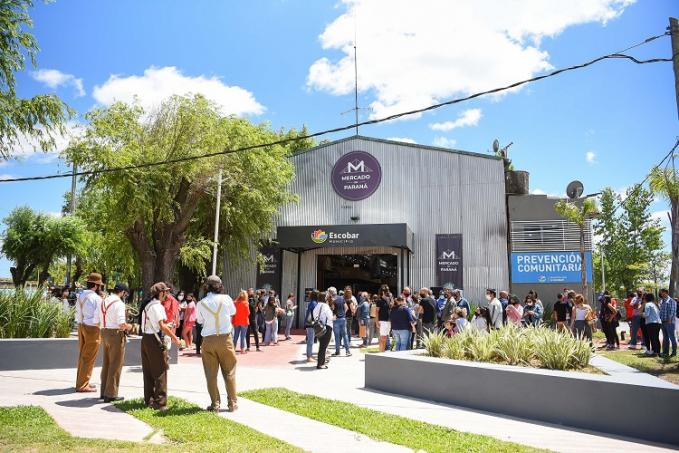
{"left": 365, "top": 350, "right": 679, "bottom": 447}
{"left": 0, "top": 336, "right": 178, "bottom": 371}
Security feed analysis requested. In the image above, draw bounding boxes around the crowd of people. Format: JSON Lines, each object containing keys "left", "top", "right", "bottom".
{"left": 67, "top": 271, "right": 678, "bottom": 412}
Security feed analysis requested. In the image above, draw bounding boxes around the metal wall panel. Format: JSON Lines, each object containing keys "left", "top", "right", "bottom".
{"left": 223, "top": 136, "right": 509, "bottom": 309}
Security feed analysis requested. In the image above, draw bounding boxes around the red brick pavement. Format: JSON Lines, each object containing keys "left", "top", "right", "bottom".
{"left": 179, "top": 333, "right": 309, "bottom": 368}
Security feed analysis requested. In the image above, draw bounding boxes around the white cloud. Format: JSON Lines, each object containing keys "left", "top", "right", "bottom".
{"left": 31, "top": 69, "right": 85, "bottom": 97}
{"left": 651, "top": 210, "right": 670, "bottom": 225}
{"left": 530, "top": 188, "right": 546, "bottom": 195}
{"left": 585, "top": 151, "right": 597, "bottom": 164}
{"left": 0, "top": 174, "right": 17, "bottom": 181}
{"left": 7, "top": 122, "right": 83, "bottom": 161}
{"left": 430, "top": 109, "right": 482, "bottom": 131}
{"left": 93, "top": 66, "right": 264, "bottom": 116}
{"left": 386, "top": 137, "right": 417, "bottom": 144}
{"left": 432, "top": 137, "right": 457, "bottom": 148}
{"left": 307, "top": 0, "right": 632, "bottom": 120}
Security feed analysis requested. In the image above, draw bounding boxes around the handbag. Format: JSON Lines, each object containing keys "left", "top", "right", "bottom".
{"left": 312, "top": 304, "right": 327, "bottom": 337}
{"left": 359, "top": 323, "right": 367, "bottom": 338}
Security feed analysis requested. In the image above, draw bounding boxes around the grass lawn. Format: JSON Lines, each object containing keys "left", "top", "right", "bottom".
{"left": 0, "top": 400, "right": 301, "bottom": 453}
{"left": 600, "top": 349, "right": 679, "bottom": 385}
{"left": 116, "top": 397, "right": 301, "bottom": 452}
{"left": 0, "top": 406, "right": 160, "bottom": 452}
{"left": 241, "top": 387, "right": 547, "bottom": 453}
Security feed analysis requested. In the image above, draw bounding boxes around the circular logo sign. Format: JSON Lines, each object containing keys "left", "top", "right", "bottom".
{"left": 311, "top": 229, "right": 328, "bottom": 244}
{"left": 331, "top": 151, "right": 382, "bottom": 201}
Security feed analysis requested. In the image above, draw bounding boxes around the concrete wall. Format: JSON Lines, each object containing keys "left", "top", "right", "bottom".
{"left": 0, "top": 337, "right": 178, "bottom": 371}
{"left": 365, "top": 351, "right": 679, "bottom": 447}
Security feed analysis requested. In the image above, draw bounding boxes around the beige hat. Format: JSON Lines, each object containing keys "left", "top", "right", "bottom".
{"left": 206, "top": 275, "right": 222, "bottom": 286}
{"left": 150, "top": 281, "right": 171, "bottom": 295}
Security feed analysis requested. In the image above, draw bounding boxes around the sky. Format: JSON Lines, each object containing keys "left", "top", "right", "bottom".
{"left": 1, "top": 0, "right": 677, "bottom": 278}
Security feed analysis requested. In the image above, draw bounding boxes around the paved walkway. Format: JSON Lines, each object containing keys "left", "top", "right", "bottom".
{"left": 590, "top": 354, "right": 679, "bottom": 388}
{"left": 0, "top": 373, "right": 163, "bottom": 443}
{"left": 0, "top": 335, "right": 676, "bottom": 453}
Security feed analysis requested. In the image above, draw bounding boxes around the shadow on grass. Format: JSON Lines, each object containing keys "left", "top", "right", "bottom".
{"left": 115, "top": 398, "right": 203, "bottom": 417}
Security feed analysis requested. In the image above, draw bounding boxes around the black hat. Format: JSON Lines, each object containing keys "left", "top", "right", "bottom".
{"left": 113, "top": 283, "right": 130, "bottom": 294}
{"left": 486, "top": 288, "right": 497, "bottom": 295}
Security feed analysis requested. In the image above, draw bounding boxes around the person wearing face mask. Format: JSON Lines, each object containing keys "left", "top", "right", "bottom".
{"left": 452, "top": 290, "right": 470, "bottom": 319}
{"left": 440, "top": 287, "right": 457, "bottom": 328}
{"left": 486, "top": 288, "right": 503, "bottom": 330}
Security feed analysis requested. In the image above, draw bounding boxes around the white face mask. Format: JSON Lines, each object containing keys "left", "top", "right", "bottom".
{"left": 178, "top": 295, "right": 184, "bottom": 301}
{"left": 485, "top": 294, "right": 492, "bottom": 301}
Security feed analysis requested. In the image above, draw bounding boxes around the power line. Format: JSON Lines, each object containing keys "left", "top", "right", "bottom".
{"left": 0, "top": 30, "right": 674, "bottom": 184}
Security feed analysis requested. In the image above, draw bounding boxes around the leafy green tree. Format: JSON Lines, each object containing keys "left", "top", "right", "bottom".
{"left": 593, "top": 187, "right": 665, "bottom": 295}
{"left": 65, "top": 94, "right": 311, "bottom": 291}
{"left": 0, "top": 0, "right": 71, "bottom": 159}
{"left": 1, "top": 207, "right": 85, "bottom": 287}
{"left": 650, "top": 165, "right": 679, "bottom": 297}
{"left": 554, "top": 198, "right": 598, "bottom": 296}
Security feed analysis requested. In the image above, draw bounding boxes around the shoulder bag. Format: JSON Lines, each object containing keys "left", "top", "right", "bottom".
{"left": 313, "top": 304, "right": 327, "bottom": 337}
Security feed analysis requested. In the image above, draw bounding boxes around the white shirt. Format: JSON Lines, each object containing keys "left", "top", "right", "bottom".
{"left": 312, "top": 302, "right": 333, "bottom": 327}
{"left": 488, "top": 298, "right": 503, "bottom": 329}
{"left": 141, "top": 299, "right": 167, "bottom": 334}
{"left": 471, "top": 316, "right": 488, "bottom": 333}
{"left": 93, "top": 294, "right": 126, "bottom": 329}
{"left": 197, "top": 292, "right": 236, "bottom": 336}
{"left": 75, "top": 290, "right": 103, "bottom": 326}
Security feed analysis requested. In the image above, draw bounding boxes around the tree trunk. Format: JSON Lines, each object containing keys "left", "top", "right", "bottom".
{"left": 670, "top": 197, "right": 679, "bottom": 298}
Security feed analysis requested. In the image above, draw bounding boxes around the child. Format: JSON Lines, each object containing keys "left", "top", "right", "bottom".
{"left": 444, "top": 320, "right": 455, "bottom": 337}
{"left": 454, "top": 307, "right": 469, "bottom": 333}
{"left": 471, "top": 307, "right": 489, "bottom": 334}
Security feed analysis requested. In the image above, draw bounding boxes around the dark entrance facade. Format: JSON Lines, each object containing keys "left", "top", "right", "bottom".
{"left": 316, "top": 254, "right": 397, "bottom": 294}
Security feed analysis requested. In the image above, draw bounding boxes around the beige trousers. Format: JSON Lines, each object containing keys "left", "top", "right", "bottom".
{"left": 100, "top": 329, "right": 126, "bottom": 398}
{"left": 76, "top": 324, "right": 101, "bottom": 391}
{"left": 201, "top": 334, "right": 237, "bottom": 408}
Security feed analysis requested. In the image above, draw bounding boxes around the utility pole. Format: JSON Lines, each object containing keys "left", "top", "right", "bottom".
{"left": 600, "top": 248, "right": 605, "bottom": 292}
{"left": 670, "top": 18, "right": 679, "bottom": 120}
{"left": 65, "top": 163, "right": 77, "bottom": 286}
{"left": 211, "top": 169, "right": 223, "bottom": 276}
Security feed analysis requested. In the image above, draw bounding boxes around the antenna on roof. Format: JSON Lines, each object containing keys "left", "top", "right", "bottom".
{"left": 341, "top": 9, "right": 364, "bottom": 135}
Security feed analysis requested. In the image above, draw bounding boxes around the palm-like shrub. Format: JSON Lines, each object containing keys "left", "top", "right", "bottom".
{"left": 0, "top": 290, "right": 74, "bottom": 338}
{"left": 423, "top": 324, "right": 593, "bottom": 371}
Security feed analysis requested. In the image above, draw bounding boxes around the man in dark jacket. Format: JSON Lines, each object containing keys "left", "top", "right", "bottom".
{"left": 246, "top": 288, "right": 260, "bottom": 351}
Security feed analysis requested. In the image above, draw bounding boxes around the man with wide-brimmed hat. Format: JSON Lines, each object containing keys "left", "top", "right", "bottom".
{"left": 197, "top": 275, "right": 238, "bottom": 413}
{"left": 94, "top": 283, "right": 132, "bottom": 402}
{"left": 75, "top": 272, "right": 105, "bottom": 392}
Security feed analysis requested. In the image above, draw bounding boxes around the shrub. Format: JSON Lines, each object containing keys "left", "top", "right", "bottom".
{"left": 422, "top": 324, "right": 593, "bottom": 371}
{"left": 0, "top": 290, "right": 74, "bottom": 338}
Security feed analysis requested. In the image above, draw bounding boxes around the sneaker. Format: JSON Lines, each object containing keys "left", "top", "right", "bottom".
{"left": 331, "top": 352, "right": 340, "bottom": 356}
{"left": 346, "top": 352, "right": 352, "bottom": 357}
{"left": 644, "top": 350, "right": 655, "bottom": 356}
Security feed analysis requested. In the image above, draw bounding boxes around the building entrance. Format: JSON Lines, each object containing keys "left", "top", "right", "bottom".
{"left": 316, "top": 254, "right": 398, "bottom": 295}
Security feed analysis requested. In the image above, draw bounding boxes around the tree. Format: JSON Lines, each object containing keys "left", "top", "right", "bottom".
{"left": 1, "top": 207, "right": 85, "bottom": 287}
{"left": 650, "top": 164, "right": 679, "bottom": 297}
{"left": 0, "top": 0, "right": 71, "bottom": 159}
{"left": 65, "top": 94, "right": 310, "bottom": 292}
{"left": 593, "top": 187, "right": 665, "bottom": 295}
{"left": 554, "top": 198, "right": 598, "bottom": 296}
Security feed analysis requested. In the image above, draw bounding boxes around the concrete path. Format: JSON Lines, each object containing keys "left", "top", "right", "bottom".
{"left": 0, "top": 334, "right": 676, "bottom": 453}
{"left": 0, "top": 373, "right": 163, "bottom": 443}
{"left": 590, "top": 354, "right": 679, "bottom": 388}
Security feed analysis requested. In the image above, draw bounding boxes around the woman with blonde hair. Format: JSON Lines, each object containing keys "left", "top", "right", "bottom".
{"left": 570, "top": 294, "right": 594, "bottom": 344}
{"left": 232, "top": 290, "right": 250, "bottom": 354}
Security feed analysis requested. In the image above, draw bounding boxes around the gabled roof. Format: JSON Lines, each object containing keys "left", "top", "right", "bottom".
{"left": 291, "top": 134, "right": 502, "bottom": 161}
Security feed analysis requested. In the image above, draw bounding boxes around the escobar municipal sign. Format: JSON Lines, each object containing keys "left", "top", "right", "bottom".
{"left": 331, "top": 151, "right": 382, "bottom": 201}
{"left": 511, "top": 251, "right": 593, "bottom": 284}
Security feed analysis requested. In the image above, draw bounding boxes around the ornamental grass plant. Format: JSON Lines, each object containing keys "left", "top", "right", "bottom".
{"left": 424, "top": 324, "right": 592, "bottom": 371}
{"left": 0, "top": 290, "right": 74, "bottom": 338}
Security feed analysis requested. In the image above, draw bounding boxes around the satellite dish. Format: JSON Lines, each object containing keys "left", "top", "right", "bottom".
{"left": 492, "top": 139, "right": 500, "bottom": 153}
{"left": 566, "top": 180, "right": 584, "bottom": 199}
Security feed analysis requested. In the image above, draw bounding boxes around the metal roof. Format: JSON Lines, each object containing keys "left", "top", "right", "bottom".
{"left": 292, "top": 134, "right": 502, "bottom": 161}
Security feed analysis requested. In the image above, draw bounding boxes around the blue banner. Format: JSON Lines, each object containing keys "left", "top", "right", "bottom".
{"left": 511, "top": 251, "right": 593, "bottom": 284}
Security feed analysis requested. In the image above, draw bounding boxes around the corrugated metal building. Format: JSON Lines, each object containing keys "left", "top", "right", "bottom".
{"left": 222, "top": 135, "right": 509, "bottom": 325}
